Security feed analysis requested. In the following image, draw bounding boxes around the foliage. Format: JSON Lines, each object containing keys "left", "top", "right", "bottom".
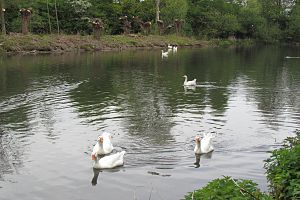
{"left": 264, "top": 131, "right": 300, "bottom": 200}
{"left": 285, "top": 4, "right": 300, "bottom": 42}
{"left": 185, "top": 176, "right": 271, "bottom": 200}
{"left": 0, "top": 0, "right": 299, "bottom": 42}
{"left": 160, "top": 0, "right": 188, "bottom": 24}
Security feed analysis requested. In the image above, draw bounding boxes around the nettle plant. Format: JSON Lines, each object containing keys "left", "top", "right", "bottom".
{"left": 264, "top": 131, "right": 300, "bottom": 200}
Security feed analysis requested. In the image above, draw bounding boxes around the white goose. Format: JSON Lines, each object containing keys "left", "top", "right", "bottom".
{"left": 168, "top": 44, "right": 173, "bottom": 49}
{"left": 183, "top": 75, "right": 196, "bottom": 86}
{"left": 91, "top": 132, "right": 113, "bottom": 160}
{"left": 194, "top": 133, "right": 214, "bottom": 154}
{"left": 93, "top": 151, "right": 126, "bottom": 169}
{"left": 173, "top": 46, "right": 178, "bottom": 52}
{"left": 161, "top": 50, "right": 169, "bottom": 58}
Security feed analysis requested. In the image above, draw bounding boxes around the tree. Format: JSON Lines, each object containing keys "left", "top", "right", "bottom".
{"left": 47, "top": 0, "right": 52, "bottom": 33}
{"left": 0, "top": 0, "right": 5, "bottom": 35}
{"left": 54, "top": 0, "right": 59, "bottom": 34}
{"left": 20, "top": 8, "right": 32, "bottom": 34}
{"left": 91, "top": 18, "right": 104, "bottom": 39}
{"left": 286, "top": 3, "right": 300, "bottom": 41}
{"left": 160, "top": 0, "right": 188, "bottom": 25}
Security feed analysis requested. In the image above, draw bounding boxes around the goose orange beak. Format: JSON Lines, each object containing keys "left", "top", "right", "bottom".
{"left": 91, "top": 154, "right": 96, "bottom": 160}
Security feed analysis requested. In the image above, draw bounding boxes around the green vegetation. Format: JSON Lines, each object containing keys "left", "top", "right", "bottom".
{"left": 185, "top": 131, "right": 300, "bottom": 200}
{"left": 185, "top": 176, "right": 271, "bottom": 200}
{"left": 0, "top": 0, "right": 299, "bottom": 43}
{"left": 264, "top": 131, "right": 300, "bottom": 200}
{"left": 0, "top": 34, "right": 210, "bottom": 53}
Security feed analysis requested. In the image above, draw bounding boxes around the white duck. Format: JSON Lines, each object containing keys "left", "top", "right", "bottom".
{"left": 183, "top": 75, "right": 196, "bottom": 86}
{"left": 91, "top": 132, "right": 113, "bottom": 160}
{"left": 93, "top": 151, "right": 126, "bottom": 169}
{"left": 194, "top": 133, "right": 214, "bottom": 154}
{"left": 161, "top": 50, "right": 169, "bottom": 58}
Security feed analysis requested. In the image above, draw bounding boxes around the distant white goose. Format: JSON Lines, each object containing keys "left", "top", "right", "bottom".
{"left": 168, "top": 44, "right": 173, "bottom": 49}
{"left": 183, "top": 75, "right": 196, "bottom": 86}
{"left": 91, "top": 132, "right": 113, "bottom": 160}
{"left": 285, "top": 56, "right": 300, "bottom": 59}
{"left": 173, "top": 46, "right": 178, "bottom": 52}
{"left": 161, "top": 50, "right": 169, "bottom": 58}
{"left": 194, "top": 133, "right": 214, "bottom": 154}
{"left": 93, "top": 151, "right": 126, "bottom": 169}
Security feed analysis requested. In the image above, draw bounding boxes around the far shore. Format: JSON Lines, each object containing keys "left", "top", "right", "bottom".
{"left": 0, "top": 34, "right": 257, "bottom": 55}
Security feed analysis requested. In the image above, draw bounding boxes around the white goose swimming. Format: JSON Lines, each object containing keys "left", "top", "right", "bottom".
{"left": 91, "top": 132, "right": 113, "bottom": 160}
{"left": 161, "top": 50, "right": 169, "bottom": 58}
{"left": 194, "top": 133, "right": 214, "bottom": 154}
{"left": 168, "top": 44, "right": 173, "bottom": 49}
{"left": 92, "top": 151, "right": 126, "bottom": 169}
{"left": 173, "top": 46, "right": 178, "bottom": 52}
{"left": 183, "top": 75, "right": 196, "bottom": 86}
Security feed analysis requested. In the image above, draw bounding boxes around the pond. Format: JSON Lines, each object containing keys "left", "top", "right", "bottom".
{"left": 0, "top": 46, "right": 300, "bottom": 200}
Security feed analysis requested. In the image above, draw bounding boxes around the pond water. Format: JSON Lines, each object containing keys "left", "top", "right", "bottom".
{"left": 0, "top": 46, "right": 300, "bottom": 200}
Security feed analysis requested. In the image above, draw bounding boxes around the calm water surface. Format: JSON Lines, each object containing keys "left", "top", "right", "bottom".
{"left": 0, "top": 46, "right": 300, "bottom": 200}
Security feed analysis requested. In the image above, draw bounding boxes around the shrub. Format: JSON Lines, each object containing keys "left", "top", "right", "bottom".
{"left": 264, "top": 131, "right": 300, "bottom": 200}
{"left": 185, "top": 176, "right": 271, "bottom": 200}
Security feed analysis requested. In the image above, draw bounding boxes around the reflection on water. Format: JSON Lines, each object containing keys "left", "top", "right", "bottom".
{"left": 194, "top": 152, "right": 213, "bottom": 168}
{"left": 91, "top": 168, "right": 101, "bottom": 186}
{"left": 0, "top": 46, "right": 300, "bottom": 200}
{"left": 184, "top": 85, "right": 196, "bottom": 94}
{"left": 194, "top": 154, "right": 201, "bottom": 168}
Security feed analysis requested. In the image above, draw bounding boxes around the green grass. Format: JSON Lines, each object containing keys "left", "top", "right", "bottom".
{"left": 0, "top": 33, "right": 258, "bottom": 55}
{"left": 0, "top": 33, "right": 227, "bottom": 54}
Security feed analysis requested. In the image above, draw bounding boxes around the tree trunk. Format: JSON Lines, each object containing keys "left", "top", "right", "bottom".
{"left": 0, "top": 0, "right": 5, "bottom": 35}
{"left": 22, "top": 19, "right": 29, "bottom": 34}
{"left": 47, "top": 0, "right": 52, "bottom": 34}
{"left": 156, "top": 0, "right": 160, "bottom": 22}
{"left": 54, "top": 0, "right": 60, "bottom": 34}
{"left": 93, "top": 28, "right": 100, "bottom": 39}
{"left": 20, "top": 9, "right": 32, "bottom": 35}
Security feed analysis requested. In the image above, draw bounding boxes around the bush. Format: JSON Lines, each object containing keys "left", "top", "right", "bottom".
{"left": 264, "top": 131, "right": 300, "bottom": 200}
{"left": 185, "top": 176, "right": 271, "bottom": 200}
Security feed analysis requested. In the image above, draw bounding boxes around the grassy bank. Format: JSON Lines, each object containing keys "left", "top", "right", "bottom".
{"left": 0, "top": 34, "right": 254, "bottom": 54}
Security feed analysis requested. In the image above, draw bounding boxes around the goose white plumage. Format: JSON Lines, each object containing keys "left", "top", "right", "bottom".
{"left": 173, "top": 46, "right": 178, "bottom": 52}
{"left": 91, "top": 132, "right": 113, "bottom": 160}
{"left": 93, "top": 151, "right": 126, "bottom": 169}
{"left": 183, "top": 75, "right": 196, "bottom": 86}
{"left": 161, "top": 50, "right": 169, "bottom": 58}
{"left": 194, "top": 133, "right": 214, "bottom": 154}
{"left": 168, "top": 44, "right": 173, "bottom": 49}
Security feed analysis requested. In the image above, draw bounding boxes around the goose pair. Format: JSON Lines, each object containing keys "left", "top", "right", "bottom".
{"left": 91, "top": 132, "right": 125, "bottom": 169}
{"left": 168, "top": 44, "right": 178, "bottom": 53}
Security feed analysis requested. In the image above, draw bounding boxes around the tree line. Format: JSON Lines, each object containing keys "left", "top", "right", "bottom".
{"left": 0, "top": 0, "right": 299, "bottom": 43}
